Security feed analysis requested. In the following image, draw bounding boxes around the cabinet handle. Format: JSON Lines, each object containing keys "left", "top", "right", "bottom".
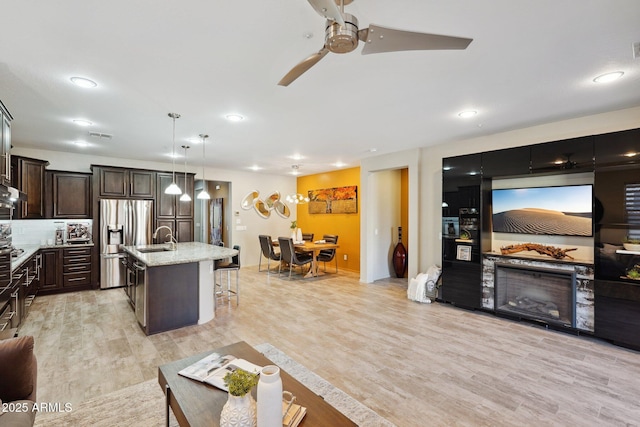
{"left": 66, "top": 266, "right": 86, "bottom": 271}
{"left": 67, "top": 277, "right": 85, "bottom": 282}
{"left": 0, "top": 322, "right": 8, "bottom": 331}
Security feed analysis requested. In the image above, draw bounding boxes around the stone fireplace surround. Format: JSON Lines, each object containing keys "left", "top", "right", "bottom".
{"left": 483, "top": 253, "right": 594, "bottom": 332}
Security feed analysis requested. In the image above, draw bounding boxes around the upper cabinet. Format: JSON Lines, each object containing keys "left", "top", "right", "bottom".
{"left": 531, "top": 135, "right": 594, "bottom": 174}
{"left": 156, "top": 172, "right": 194, "bottom": 218}
{"left": 94, "top": 166, "right": 154, "bottom": 198}
{"left": 594, "top": 128, "right": 640, "bottom": 170}
{"left": 11, "top": 156, "right": 49, "bottom": 219}
{"left": 0, "top": 100, "right": 12, "bottom": 185}
{"left": 46, "top": 171, "right": 92, "bottom": 219}
{"left": 482, "top": 146, "right": 530, "bottom": 178}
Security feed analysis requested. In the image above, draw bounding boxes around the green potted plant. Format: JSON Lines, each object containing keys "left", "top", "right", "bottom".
{"left": 220, "top": 369, "right": 259, "bottom": 427}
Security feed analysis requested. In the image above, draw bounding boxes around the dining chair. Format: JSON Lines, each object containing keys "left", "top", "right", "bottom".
{"left": 258, "top": 235, "right": 281, "bottom": 275}
{"left": 302, "top": 233, "right": 314, "bottom": 242}
{"left": 277, "top": 237, "right": 313, "bottom": 279}
{"left": 215, "top": 245, "right": 240, "bottom": 306}
{"left": 317, "top": 234, "right": 339, "bottom": 273}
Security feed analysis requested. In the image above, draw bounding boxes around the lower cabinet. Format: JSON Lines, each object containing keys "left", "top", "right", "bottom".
{"left": 594, "top": 279, "right": 640, "bottom": 351}
{"left": 38, "top": 246, "right": 94, "bottom": 295}
{"left": 440, "top": 261, "right": 482, "bottom": 309}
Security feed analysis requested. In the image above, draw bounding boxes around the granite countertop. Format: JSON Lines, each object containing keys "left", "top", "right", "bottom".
{"left": 11, "top": 243, "right": 95, "bottom": 272}
{"left": 123, "top": 242, "right": 237, "bottom": 267}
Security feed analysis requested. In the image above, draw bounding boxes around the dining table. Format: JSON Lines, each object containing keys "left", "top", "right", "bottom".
{"left": 273, "top": 239, "right": 340, "bottom": 278}
{"left": 293, "top": 241, "right": 339, "bottom": 278}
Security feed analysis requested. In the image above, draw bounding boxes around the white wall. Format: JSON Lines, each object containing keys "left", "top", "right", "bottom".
{"left": 360, "top": 148, "right": 420, "bottom": 283}
{"left": 10, "top": 147, "right": 297, "bottom": 267}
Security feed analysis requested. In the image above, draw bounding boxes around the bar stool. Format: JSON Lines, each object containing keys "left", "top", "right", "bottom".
{"left": 216, "top": 245, "right": 240, "bottom": 306}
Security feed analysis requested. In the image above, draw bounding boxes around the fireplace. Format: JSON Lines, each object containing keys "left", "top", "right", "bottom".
{"left": 494, "top": 263, "right": 576, "bottom": 327}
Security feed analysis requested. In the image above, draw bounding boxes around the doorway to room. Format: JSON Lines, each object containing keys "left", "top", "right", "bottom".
{"left": 195, "top": 180, "right": 231, "bottom": 246}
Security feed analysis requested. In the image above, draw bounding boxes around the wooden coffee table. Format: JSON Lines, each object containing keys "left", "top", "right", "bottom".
{"left": 158, "top": 341, "right": 357, "bottom": 427}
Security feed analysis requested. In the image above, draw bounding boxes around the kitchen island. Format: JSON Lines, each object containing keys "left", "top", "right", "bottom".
{"left": 123, "top": 242, "right": 237, "bottom": 335}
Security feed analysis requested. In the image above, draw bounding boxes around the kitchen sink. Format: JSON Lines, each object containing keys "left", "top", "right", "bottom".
{"left": 136, "top": 246, "right": 174, "bottom": 253}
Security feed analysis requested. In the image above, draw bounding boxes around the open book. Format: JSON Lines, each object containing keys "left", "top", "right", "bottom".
{"left": 178, "top": 353, "right": 262, "bottom": 392}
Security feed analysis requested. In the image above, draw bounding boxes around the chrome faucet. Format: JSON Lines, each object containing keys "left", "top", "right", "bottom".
{"left": 152, "top": 226, "right": 177, "bottom": 250}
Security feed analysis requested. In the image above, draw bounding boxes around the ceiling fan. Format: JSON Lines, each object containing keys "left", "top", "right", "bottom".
{"left": 278, "top": 0, "right": 473, "bottom": 86}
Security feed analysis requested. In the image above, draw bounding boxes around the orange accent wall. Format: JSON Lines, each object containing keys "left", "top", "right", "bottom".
{"left": 296, "top": 167, "right": 360, "bottom": 273}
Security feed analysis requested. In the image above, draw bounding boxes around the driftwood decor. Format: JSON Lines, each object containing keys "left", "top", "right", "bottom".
{"left": 500, "top": 243, "right": 578, "bottom": 260}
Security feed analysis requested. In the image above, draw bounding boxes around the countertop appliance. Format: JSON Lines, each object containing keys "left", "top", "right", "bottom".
{"left": 99, "top": 199, "right": 152, "bottom": 289}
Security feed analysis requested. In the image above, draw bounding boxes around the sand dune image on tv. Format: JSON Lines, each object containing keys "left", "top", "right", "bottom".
{"left": 492, "top": 208, "right": 592, "bottom": 236}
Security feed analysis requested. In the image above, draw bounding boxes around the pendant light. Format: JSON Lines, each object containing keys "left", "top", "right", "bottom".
{"left": 197, "top": 134, "right": 211, "bottom": 200}
{"left": 179, "top": 145, "right": 192, "bottom": 202}
{"left": 164, "top": 112, "right": 183, "bottom": 195}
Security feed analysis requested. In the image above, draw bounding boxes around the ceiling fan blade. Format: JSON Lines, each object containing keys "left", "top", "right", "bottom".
{"left": 278, "top": 47, "right": 330, "bottom": 86}
{"left": 307, "top": 0, "right": 345, "bottom": 27}
{"left": 360, "top": 24, "right": 472, "bottom": 55}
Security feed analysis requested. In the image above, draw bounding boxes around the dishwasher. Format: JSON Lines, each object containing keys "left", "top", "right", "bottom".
{"left": 133, "top": 261, "right": 147, "bottom": 327}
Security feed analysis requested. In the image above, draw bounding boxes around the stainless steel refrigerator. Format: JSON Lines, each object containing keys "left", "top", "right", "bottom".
{"left": 100, "top": 199, "right": 153, "bottom": 289}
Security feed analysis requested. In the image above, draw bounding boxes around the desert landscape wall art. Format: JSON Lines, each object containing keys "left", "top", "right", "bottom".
{"left": 492, "top": 185, "right": 592, "bottom": 236}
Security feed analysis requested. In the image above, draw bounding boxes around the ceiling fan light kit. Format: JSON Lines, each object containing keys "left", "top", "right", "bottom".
{"left": 279, "top": 0, "right": 473, "bottom": 86}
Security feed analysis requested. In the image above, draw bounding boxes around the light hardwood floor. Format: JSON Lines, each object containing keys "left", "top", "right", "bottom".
{"left": 19, "top": 266, "right": 640, "bottom": 426}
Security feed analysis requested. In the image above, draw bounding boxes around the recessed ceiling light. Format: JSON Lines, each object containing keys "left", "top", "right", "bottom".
{"left": 593, "top": 71, "right": 624, "bottom": 83}
{"left": 70, "top": 77, "right": 97, "bottom": 88}
{"left": 225, "top": 114, "right": 244, "bottom": 122}
{"left": 72, "top": 119, "right": 92, "bottom": 126}
{"left": 369, "top": 148, "right": 377, "bottom": 153}
{"left": 624, "top": 152, "right": 638, "bottom": 157}
{"left": 458, "top": 110, "right": 477, "bottom": 118}
{"left": 554, "top": 160, "right": 564, "bottom": 165}
{"left": 249, "top": 165, "right": 262, "bottom": 171}
{"left": 290, "top": 154, "right": 304, "bottom": 160}
{"left": 334, "top": 161, "right": 346, "bottom": 167}
{"left": 74, "top": 140, "right": 88, "bottom": 147}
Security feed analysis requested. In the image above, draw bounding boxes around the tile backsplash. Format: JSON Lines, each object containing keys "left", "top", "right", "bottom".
{"left": 12, "top": 219, "right": 93, "bottom": 246}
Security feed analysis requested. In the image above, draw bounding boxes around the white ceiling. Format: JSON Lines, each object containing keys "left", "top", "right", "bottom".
{"left": 1, "top": 1, "right": 639, "bottom": 176}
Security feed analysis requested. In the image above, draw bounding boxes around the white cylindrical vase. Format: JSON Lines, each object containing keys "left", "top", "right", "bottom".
{"left": 296, "top": 228, "right": 302, "bottom": 242}
{"left": 257, "top": 365, "right": 282, "bottom": 427}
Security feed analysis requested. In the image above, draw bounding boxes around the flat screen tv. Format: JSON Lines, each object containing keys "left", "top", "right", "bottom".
{"left": 492, "top": 184, "right": 593, "bottom": 236}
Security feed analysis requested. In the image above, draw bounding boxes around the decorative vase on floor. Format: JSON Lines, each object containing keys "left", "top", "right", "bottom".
{"left": 393, "top": 226, "right": 407, "bottom": 278}
{"left": 257, "top": 365, "right": 282, "bottom": 427}
{"left": 220, "top": 393, "right": 257, "bottom": 427}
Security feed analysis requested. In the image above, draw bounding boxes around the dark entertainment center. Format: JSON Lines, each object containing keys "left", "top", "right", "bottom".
{"left": 441, "top": 127, "right": 640, "bottom": 351}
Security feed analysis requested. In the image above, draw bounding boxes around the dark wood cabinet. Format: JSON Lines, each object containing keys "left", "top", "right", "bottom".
{"left": 0, "top": 100, "right": 12, "bottom": 185}
{"left": 47, "top": 171, "right": 92, "bottom": 218}
{"left": 62, "top": 247, "right": 92, "bottom": 289}
{"left": 39, "top": 249, "right": 61, "bottom": 292}
{"left": 96, "top": 166, "right": 155, "bottom": 198}
{"left": 39, "top": 246, "right": 94, "bottom": 294}
{"left": 156, "top": 172, "right": 194, "bottom": 242}
{"left": 11, "top": 156, "right": 49, "bottom": 219}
